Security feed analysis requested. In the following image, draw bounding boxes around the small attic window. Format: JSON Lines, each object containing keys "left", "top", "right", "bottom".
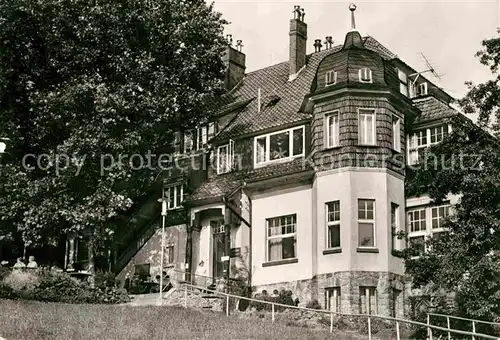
{"left": 325, "top": 70, "right": 337, "bottom": 86}
{"left": 359, "top": 68, "right": 372, "bottom": 83}
{"left": 417, "top": 82, "right": 428, "bottom": 96}
{"left": 265, "top": 95, "right": 281, "bottom": 107}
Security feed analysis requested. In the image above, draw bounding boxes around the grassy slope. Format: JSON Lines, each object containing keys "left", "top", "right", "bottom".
{"left": 0, "top": 299, "right": 369, "bottom": 340}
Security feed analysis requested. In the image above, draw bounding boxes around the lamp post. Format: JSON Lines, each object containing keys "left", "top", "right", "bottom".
{"left": 157, "top": 196, "right": 168, "bottom": 305}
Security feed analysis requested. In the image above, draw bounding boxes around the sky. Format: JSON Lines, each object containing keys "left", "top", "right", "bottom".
{"left": 212, "top": 0, "right": 500, "bottom": 102}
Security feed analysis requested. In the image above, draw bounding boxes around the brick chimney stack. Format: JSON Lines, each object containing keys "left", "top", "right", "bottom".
{"left": 223, "top": 34, "right": 246, "bottom": 91}
{"left": 289, "top": 5, "right": 307, "bottom": 79}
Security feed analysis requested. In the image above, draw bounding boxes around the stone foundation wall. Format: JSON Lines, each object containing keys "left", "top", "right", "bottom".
{"left": 252, "top": 271, "right": 409, "bottom": 317}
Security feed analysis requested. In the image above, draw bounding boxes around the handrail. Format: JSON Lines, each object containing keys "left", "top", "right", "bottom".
{"left": 166, "top": 268, "right": 238, "bottom": 283}
{"left": 428, "top": 312, "right": 500, "bottom": 326}
{"left": 180, "top": 283, "right": 500, "bottom": 340}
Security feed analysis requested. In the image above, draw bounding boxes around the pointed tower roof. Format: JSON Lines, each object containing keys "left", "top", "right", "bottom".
{"left": 342, "top": 3, "right": 364, "bottom": 50}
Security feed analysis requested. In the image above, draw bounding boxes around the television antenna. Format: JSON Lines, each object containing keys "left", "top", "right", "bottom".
{"left": 408, "top": 52, "right": 441, "bottom": 85}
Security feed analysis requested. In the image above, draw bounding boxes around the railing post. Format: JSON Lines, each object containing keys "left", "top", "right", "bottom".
{"left": 368, "top": 316, "right": 372, "bottom": 340}
{"left": 272, "top": 303, "right": 275, "bottom": 323}
{"left": 447, "top": 316, "right": 451, "bottom": 340}
{"left": 396, "top": 321, "right": 400, "bottom": 340}
{"left": 330, "top": 312, "right": 333, "bottom": 333}
{"left": 427, "top": 314, "right": 433, "bottom": 340}
{"left": 472, "top": 321, "right": 476, "bottom": 340}
{"left": 184, "top": 284, "right": 187, "bottom": 308}
{"left": 226, "top": 294, "right": 229, "bottom": 316}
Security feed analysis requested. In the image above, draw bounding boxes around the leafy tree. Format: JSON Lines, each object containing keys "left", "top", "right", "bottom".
{"left": 0, "top": 0, "right": 228, "bottom": 285}
{"left": 405, "top": 32, "right": 500, "bottom": 327}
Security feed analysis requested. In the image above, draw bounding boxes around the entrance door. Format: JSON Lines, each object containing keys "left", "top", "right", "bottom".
{"left": 211, "top": 221, "right": 226, "bottom": 279}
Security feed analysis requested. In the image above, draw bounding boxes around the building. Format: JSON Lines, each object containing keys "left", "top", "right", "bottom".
{"left": 67, "top": 4, "right": 467, "bottom": 317}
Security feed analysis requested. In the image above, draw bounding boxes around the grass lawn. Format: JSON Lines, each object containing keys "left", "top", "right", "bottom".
{"left": 0, "top": 299, "right": 370, "bottom": 340}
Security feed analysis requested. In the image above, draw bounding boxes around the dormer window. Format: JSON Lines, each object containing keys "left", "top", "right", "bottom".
{"left": 397, "top": 68, "right": 409, "bottom": 97}
{"left": 417, "top": 82, "right": 428, "bottom": 96}
{"left": 217, "top": 140, "right": 235, "bottom": 174}
{"left": 254, "top": 126, "right": 304, "bottom": 167}
{"left": 325, "top": 70, "right": 337, "bottom": 86}
{"left": 359, "top": 68, "right": 372, "bottom": 83}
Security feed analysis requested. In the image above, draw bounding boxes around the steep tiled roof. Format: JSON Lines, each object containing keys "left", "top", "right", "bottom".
{"left": 413, "top": 96, "right": 459, "bottom": 123}
{"left": 189, "top": 158, "right": 314, "bottom": 203}
{"left": 215, "top": 37, "right": 397, "bottom": 141}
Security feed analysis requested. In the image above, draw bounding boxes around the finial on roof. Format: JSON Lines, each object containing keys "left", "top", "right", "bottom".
{"left": 349, "top": 3, "right": 357, "bottom": 31}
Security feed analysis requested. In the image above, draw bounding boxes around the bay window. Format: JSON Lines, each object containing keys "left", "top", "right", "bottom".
{"left": 358, "top": 109, "right": 376, "bottom": 145}
{"left": 254, "top": 126, "right": 304, "bottom": 166}
{"left": 267, "top": 214, "right": 297, "bottom": 262}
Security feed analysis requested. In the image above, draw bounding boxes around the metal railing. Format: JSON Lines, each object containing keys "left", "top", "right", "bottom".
{"left": 428, "top": 312, "right": 500, "bottom": 340}
{"left": 178, "top": 283, "right": 500, "bottom": 340}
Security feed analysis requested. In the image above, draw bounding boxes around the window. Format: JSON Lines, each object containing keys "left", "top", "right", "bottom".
{"left": 326, "top": 112, "right": 340, "bottom": 148}
{"left": 391, "top": 288, "right": 402, "bottom": 318}
{"left": 254, "top": 126, "right": 304, "bottom": 166}
{"left": 164, "top": 184, "right": 184, "bottom": 210}
{"left": 358, "top": 199, "right": 375, "bottom": 247}
{"left": 360, "top": 287, "right": 377, "bottom": 314}
{"left": 196, "top": 122, "right": 216, "bottom": 150}
{"left": 325, "top": 70, "right": 337, "bottom": 86}
{"left": 325, "top": 287, "right": 341, "bottom": 313}
{"left": 183, "top": 131, "right": 193, "bottom": 153}
{"left": 431, "top": 205, "right": 450, "bottom": 229}
{"left": 408, "top": 125, "right": 449, "bottom": 164}
{"left": 417, "top": 82, "right": 428, "bottom": 96}
{"left": 408, "top": 209, "right": 426, "bottom": 232}
{"left": 359, "top": 68, "right": 372, "bottom": 83}
{"left": 165, "top": 245, "right": 174, "bottom": 265}
{"left": 358, "top": 109, "right": 376, "bottom": 145}
{"left": 267, "top": 214, "right": 297, "bottom": 262}
{"left": 217, "top": 139, "right": 235, "bottom": 174}
{"left": 391, "top": 203, "right": 400, "bottom": 251}
{"left": 326, "top": 201, "right": 341, "bottom": 249}
{"left": 397, "top": 69, "right": 408, "bottom": 97}
{"left": 430, "top": 126, "right": 447, "bottom": 145}
{"left": 392, "top": 115, "right": 401, "bottom": 152}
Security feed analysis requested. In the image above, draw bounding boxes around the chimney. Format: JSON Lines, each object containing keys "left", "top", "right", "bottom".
{"left": 223, "top": 35, "right": 246, "bottom": 91}
{"left": 313, "top": 39, "right": 322, "bottom": 53}
{"left": 289, "top": 5, "right": 307, "bottom": 78}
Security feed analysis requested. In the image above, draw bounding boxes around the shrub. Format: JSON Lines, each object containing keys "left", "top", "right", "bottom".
{"left": 250, "top": 289, "right": 296, "bottom": 312}
{"left": 305, "top": 299, "right": 322, "bottom": 310}
{"left": 0, "top": 270, "right": 130, "bottom": 304}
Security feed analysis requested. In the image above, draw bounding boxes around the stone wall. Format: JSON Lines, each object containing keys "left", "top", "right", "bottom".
{"left": 252, "top": 270, "right": 409, "bottom": 317}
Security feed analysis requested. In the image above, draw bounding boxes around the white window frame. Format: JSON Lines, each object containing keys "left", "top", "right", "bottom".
{"left": 325, "top": 287, "right": 341, "bottom": 313}
{"left": 392, "top": 115, "right": 401, "bottom": 152}
{"left": 429, "top": 126, "right": 447, "bottom": 145}
{"left": 358, "top": 199, "right": 376, "bottom": 248}
{"left": 266, "top": 214, "right": 297, "bottom": 262}
{"left": 360, "top": 287, "right": 377, "bottom": 315}
{"left": 164, "top": 184, "right": 184, "bottom": 210}
{"left": 417, "top": 82, "right": 428, "bottom": 96}
{"left": 325, "top": 111, "right": 340, "bottom": 148}
{"left": 359, "top": 68, "right": 372, "bottom": 83}
{"left": 391, "top": 203, "right": 401, "bottom": 251}
{"left": 326, "top": 201, "right": 341, "bottom": 249}
{"left": 325, "top": 70, "right": 338, "bottom": 86}
{"left": 407, "top": 204, "right": 451, "bottom": 255}
{"left": 216, "top": 139, "right": 234, "bottom": 174}
{"left": 358, "top": 109, "right": 376, "bottom": 146}
{"left": 253, "top": 126, "right": 305, "bottom": 167}
{"left": 431, "top": 204, "right": 450, "bottom": 230}
{"left": 397, "top": 68, "right": 408, "bottom": 97}
{"left": 408, "top": 124, "right": 450, "bottom": 164}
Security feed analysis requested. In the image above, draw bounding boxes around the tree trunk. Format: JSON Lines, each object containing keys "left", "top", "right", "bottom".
{"left": 87, "top": 231, "right": 95, "bottom": 288}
